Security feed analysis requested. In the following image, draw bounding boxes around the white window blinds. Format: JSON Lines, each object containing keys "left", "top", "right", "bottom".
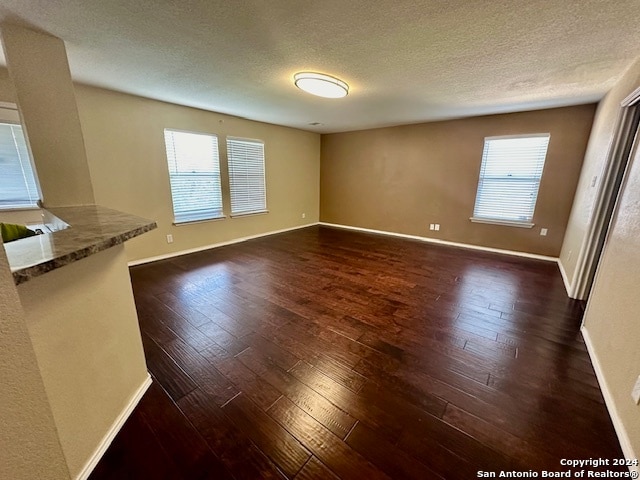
{"left": 164, "top": 129, "right": 223, "bottom": 224}
{"left": 0, "top": 123, "right": 40, "bottom": 209}
{"left": 472, "top": 134, "right": 550, "bottom": 225}
{"left": 226, "top": 137, "right": 267, "bottom": 216}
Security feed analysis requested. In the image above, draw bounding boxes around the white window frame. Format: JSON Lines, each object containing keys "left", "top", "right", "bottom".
{"left": 226, "top": 136, "right": 267, "bottom": 217}
{"left": 164, "top": 128, "right": 225, "bottom": 225}
{"left": 470, "top": 134, "right": 550, "bottom": 228}
{"left": 0, "top": 103, "right": 41, "bottom": 211}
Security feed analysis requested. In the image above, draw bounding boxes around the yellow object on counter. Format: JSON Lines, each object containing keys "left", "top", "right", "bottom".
{"left": 0, "top": 222, "right": 37, "bottom": 243}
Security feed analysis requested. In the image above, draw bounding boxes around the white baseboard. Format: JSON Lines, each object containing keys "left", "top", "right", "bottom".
{"left": 557, "top": 258, "right": 573, "bottom": 297}
{"left": 76, "top": 374, "right": 152, "bottom": 480}
{"left": 581, "top": 327, "right": 638, "bottom": 473}
{"left": 319, "top": 222, "right": 558, "bottom": 262}
{"left": 128, "top": 223, "right": 318, "bottom": 267}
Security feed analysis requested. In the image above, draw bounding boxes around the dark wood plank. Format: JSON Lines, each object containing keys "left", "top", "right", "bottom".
{"left": 288, "top": 360, "right": 409, "bottom": 442}
{"left": 140, "top": 333, "right": 197, "bottom": 402}
{"left": 237, "top": 347, "right": 357, "bottom": 438}
{"left": 203, "top": 343, "right": 281, "bottom": 410}
{"left": 136, "top": 382, "right": 233, "bottom": 479}
{"left": 91, "top": 226, "right": 624, "bottom": 479}
{"left": 267, "top": 396, "right": 391, "bottom": 480}
{"left": 198, "top": 320, "right": 249, "bottom": 356}
{"left": 345, "top": 422, "right": 444, "bottom": 479}
{"left": 294, "top": 457, "right": 339, "bottom": 480}
{"left": 90, "top": 406, "right": 185, "bottom": 480}
{"left": 137, "top": 294, "right": 220, "bottom": 352}
{"left": 155, "top": 291, "right": 214, "bottom": 328}
{"left": 241, "top": 332, "right": 300, "bottom": 371}
{"left": 308, "top": 355, "right": 367, "bottom": 393}
{"left": 442, "top": 402, "right": 561, "bottom": 471}
{"left": 178, "top": 387, "right": 287, "bottom": 480}
{"left": 161, "top": 336, "right": 239, "bottom": 405}
{"left": 222, "top": 393, "right": 311, "bottom": 477}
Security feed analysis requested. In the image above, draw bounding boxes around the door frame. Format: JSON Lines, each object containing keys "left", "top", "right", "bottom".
{"left": 571, "top": 86, "right": 640, "bottom": 300}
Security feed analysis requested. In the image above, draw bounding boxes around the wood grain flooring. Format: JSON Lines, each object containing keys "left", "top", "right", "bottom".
{"left": 90, "top": 226, "right": 624, "bottom": 479}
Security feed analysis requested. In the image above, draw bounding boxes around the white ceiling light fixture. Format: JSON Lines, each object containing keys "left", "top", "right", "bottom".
{"left": 294, "top": 72, "right": 349, "bottom": 98}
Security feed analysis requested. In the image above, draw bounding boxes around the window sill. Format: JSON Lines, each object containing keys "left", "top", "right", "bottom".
{"left": 0, "top": 205, "right": 41, "bottom": 212}
{"left": 230, "top": 210, "right": 269, "bottom": 219}
{"left": 173, "top": 215, "right": 226, "bottom": 226}
{"left": 469, "top": 217, "right": 534, "bottom": 229}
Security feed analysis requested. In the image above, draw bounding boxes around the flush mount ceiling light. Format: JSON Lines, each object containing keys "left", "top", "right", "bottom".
{"left": 294, "top": 72, "right": 349, "bottom": 98}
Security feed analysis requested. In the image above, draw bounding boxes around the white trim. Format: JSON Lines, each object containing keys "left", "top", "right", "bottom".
{"left": 128, "top": 223, "right": 318, "bottom": 267}
{"left": 485, "top": 133, "right": 550, "bottom": 141}
{"left": 173, "top": 215, "right": 226, "bottom": 226}
{"left": 621, "top": 85, "right": 640, "bottom": 107}
{"left": 230, "top": 210, "right": 269, "bottom": 218}
{"left": 0, "top": 205, "right": 41, "bottom": 213}
{"left": 164, "top": 126, "right": 218, "bottom": 137}
{"left": 76, "top": 374, "right": 152, "bottom": 480}
{"left": 557, "top": 258, "right": 573, "bottom": 297}
{"left": 226, "top": 135, "right": 264, "bottom": 144}
{"left": 469, "top": 217, "right": 534, "bottom": 228}
{"left": 319, "top": 222, "right": 558, "bottom": 262}
{"left": 581, "top": 327, "right": 638, "bottom": 475}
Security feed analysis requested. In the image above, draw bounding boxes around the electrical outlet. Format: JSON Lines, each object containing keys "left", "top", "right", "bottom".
{"left": 302, "top": 213, "right": 306, "bottom": 219}
{"left": 166, "top": 234, "right": 173, "bottom": 244}
{"left": 434, "top": 224, "right": 440, "bottom": 231}
{"left": 540, "top": 228, "right": 548, "bottom": 236}
{"left": 632, "top": 376, "right": 640, "bottom": 405}
{"left": 429, "top": 224, "right": 435, "bottom": 231}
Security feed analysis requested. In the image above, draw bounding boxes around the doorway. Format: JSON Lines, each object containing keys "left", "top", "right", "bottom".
{"left": 572, "top": 86, "right": 640, "bottom": 300}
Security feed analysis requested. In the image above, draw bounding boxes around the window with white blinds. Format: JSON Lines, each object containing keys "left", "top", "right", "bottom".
{"left": 471, "top": 134, "right": 550, "bottom": 226}
{"left": 164, "top": 129, "right": 223, "bottom": 224}
{"left": 0, "top": 123, "right": 40, "bottom": 209}
{"left": 226, "top": 137, "right": 267, "bottom": 216}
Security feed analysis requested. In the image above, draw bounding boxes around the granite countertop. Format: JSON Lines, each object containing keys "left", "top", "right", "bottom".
{"left": 5, "top": 205, "right": 156, "bottom": 285}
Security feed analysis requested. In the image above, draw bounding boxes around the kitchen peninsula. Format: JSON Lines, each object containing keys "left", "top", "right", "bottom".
{"left": 4, "top": 204, "right": 156, "bottom": 479}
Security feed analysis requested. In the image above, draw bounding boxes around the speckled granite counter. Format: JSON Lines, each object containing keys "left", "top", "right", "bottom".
{"left": 5, "top": 205, "right": 156, "bottom": 285}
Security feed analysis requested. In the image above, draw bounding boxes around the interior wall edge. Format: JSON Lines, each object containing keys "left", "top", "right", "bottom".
{"left": 127, "top": 222, "right": 319, "bottom": 267}
{"left": 557, "top": 257, "right": 574, "bottom": 298}
{"left": 319, "top": 222, "right": 559, "bottom": 262}
{"left": 581, "top": 326, "right": 638, "bottom": 474}
{"left": 76, "top": 374, "right": 152, "bottom": 480}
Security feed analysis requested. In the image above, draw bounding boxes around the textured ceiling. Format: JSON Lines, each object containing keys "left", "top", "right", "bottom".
{"left": 0, "top": 0, "right": 639, "bottom": 133}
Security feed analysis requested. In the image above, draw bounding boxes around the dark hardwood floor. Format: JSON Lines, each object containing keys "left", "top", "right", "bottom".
{"left": 90, "top": 226, "right": 624, "bottom": 479}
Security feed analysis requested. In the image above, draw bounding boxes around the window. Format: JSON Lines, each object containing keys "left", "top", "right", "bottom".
{"left": 471, "top": 134, "right": 550, "bottom": 226}
{"left": 164, "top": 129, "right": 223, "bottom": 224}
{"left": 0, "top": 120, "right": 40, "bottom": 209}
{"left": 226, "top": 137, "right": 267, "bottom": 216}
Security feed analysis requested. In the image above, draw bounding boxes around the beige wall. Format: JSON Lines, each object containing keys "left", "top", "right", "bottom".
{"left": 580, "top": 59, "right": 640, "bottom": 463}
{"left": 320, "top": 105, "right": 595, "bottom": 257}
{"left": 74, "top": 85, "right": 320, "bottom": 263}
{"left": 560, "top": 59, "right": 640, "bottom": 288}
{"left": 0, "top": 65, "right": 16, "bottom": 102}
{"left": 18, "top": 245, "right": 150, "bottom": 478}
{"left": 0, "top": 72, "right": 320, "bottom": 264}
{"left": 0, "top": 238, "right": 71, "bottom": 480}
{"left": 1, "top": 25, "right": 95, "bottom": 207}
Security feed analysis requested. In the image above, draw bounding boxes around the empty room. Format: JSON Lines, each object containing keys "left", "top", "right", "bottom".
{"left": 2, "top": 1, "right": 640, "bottom": 479}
